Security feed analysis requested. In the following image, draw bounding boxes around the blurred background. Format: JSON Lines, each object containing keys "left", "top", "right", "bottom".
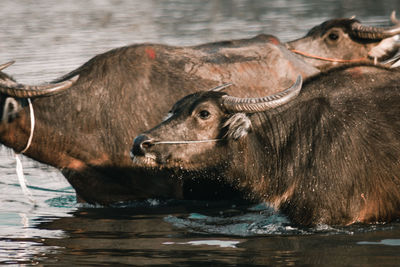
{"left": 0, "top": 0, "right": 399, "bottom": 83}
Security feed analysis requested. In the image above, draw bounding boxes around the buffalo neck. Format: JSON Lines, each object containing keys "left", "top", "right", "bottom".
{"left": 224, "top": 85, "right": 328, "bottom": 204}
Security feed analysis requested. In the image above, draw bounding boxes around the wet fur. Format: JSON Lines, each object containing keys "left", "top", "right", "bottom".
{"left": 231, "top": 66, "right": 400, "bottom": 225}
{"left": 138, "top": 65, "right": 400, "bottom": 226}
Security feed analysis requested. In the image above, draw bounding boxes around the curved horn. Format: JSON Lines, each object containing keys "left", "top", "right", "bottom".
{"left": 391, "top": 11, "right": 400, "bottom": 25}
{"left": 209, "top": 82, "right": 233, "bottom": 92}
{"left": 222, "top": 75, "right": 302, "bottom": 113}
{"left": 0, "top": 61, "right": 15, "bottom": 72}
{"left": 0, "top": 75, "right": 79, "bottom": 98}
{"left": 351, "top": 13, "right": 400, "bottom": 39}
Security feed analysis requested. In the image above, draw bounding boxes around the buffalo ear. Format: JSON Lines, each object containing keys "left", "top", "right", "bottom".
{"left": 223, "top": 113, "right": 251, "bottom": 140}
{"left": 2, "top": 97, "right": 20, "bottom": 123}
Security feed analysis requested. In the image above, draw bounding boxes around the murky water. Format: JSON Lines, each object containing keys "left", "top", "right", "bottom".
{"left": 1, "top": 0, "right": 400, "bottom": 266}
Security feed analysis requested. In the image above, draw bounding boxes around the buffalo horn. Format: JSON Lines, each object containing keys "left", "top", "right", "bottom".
{"left": 222, "top": 75, "right": 302, "bottom": 113}
{"left": 209, "top": 82, "right": 233, "bottom": 92}
{"left": 391, "top": 11, "right": 399, "bottom": 25}
{"left": 0, "top": 61, "right": 15, "bottom": 71}
{"left": 351, "top": 12, "right": 400, "bottom": 39}
{"left": 0, "top": 75, "right": 79, "bottom": 98}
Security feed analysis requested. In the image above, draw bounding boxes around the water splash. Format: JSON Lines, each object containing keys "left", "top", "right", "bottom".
{"left": 358, "top": 239, "right": 400, "bottom": 246}
{"left": 165, "top": 203, "right": 355, "bottom": 236}
{"left": 45, "top": 195, "right": 77, "bottom": 208}
{"left": 163, "top": 240, "right": 241, "bottom": 248}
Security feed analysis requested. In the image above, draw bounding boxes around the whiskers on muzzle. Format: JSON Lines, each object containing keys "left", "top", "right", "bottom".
{"left": 130, "top": 135, "right": 224, "bottom": 167}
{"left": 130, "top": 151, "right": 157, "bottom": 166}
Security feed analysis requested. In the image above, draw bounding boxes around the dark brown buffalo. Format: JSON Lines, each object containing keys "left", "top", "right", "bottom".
{"left": 0, "top": 37, "right": 319, "bottom": 204}
{"left": 1, "top": 15, "right": 399, "bottom": 205}
{"left": 131, "top": 64, "right": 400, "bottom": 226}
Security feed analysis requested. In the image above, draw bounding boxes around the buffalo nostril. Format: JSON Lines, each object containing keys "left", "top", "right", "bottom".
{"left": 141, "top": 140, "right": 154, "bottom": 149}
{"left": 131, "top": 134, "right": 154, "bottom": 157}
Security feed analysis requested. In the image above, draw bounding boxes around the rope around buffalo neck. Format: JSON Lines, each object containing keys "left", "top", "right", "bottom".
{"left": 20, "top": 98, "right": 35, "bottom": 154}
{"left": 290, "top": 49, "right": 367, "bottom": 63}
{"left": 14, "top": 98, "right": 36, "bottom": 205}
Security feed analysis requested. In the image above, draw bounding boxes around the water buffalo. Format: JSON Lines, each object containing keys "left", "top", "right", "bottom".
{"left": 286, "top": 11, "right": 400, "bottom": 70}
{"left": 1, "top": 15, "right": 400, "bottom": 205}
{"left": 131, "top": 64, "right": 400, "bottom": 226}
{"left": 0, "top": 37, "right": 319, "bottom": 204}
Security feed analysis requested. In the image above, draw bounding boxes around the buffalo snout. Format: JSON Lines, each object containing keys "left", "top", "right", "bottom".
{"left": 131, "top": 134, "right": 154, "bottom": 158}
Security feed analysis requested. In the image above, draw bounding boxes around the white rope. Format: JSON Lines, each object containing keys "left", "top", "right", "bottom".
{"left": 14, "top": 98, "right": 36, "bottom": 205}
{"left": 15, "top": 154, "right": 36, "bottom": 205}
{"left": 153, "top": 139, "right": 221, "bottom": 145}
{"left": 20, "top": 98, "right": 35, "bottom": 154}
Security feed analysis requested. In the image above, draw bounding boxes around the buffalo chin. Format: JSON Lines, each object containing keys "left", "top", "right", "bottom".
{"left": 132, "top": 154, "right": 220, "bottom": 172}
{"left": 131, "top": 155, "right": 158, "bottom": 168}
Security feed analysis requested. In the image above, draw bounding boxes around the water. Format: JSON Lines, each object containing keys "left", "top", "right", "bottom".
{"left": 1, "top": 0, "right": 400, "bottom": 266}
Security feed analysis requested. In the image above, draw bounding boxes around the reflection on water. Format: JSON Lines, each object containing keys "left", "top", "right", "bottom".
{"left": 1, "top": 0, "right": 400, "bottom": 265}
{"left": 358, "top": 239, "right": 400, "bottom": 246}
{"left": 0, "top": 150, "right": 74, "bottom": 265}
{"left": 1, "top": 0, "right": 399, "bottom": 84}
{"left": 8, "top": 201, "right": 399, "bottom": 266}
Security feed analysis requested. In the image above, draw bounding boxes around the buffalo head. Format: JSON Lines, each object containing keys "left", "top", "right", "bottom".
{"left": 286, "top": 12, "right": 400, "bottom": 70}
{"left": 0, "top": 61, "right": 78, "bottom": 151}
{"left": 131, "top": 76, "right": 302, "bottom": 170}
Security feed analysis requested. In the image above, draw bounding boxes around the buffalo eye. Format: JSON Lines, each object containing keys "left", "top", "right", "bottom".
{"left": 327, "top": 32, "right": 339, "bottom": 41}
{"left": 198, "top": 110, "right": 211, "bottom": 120}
